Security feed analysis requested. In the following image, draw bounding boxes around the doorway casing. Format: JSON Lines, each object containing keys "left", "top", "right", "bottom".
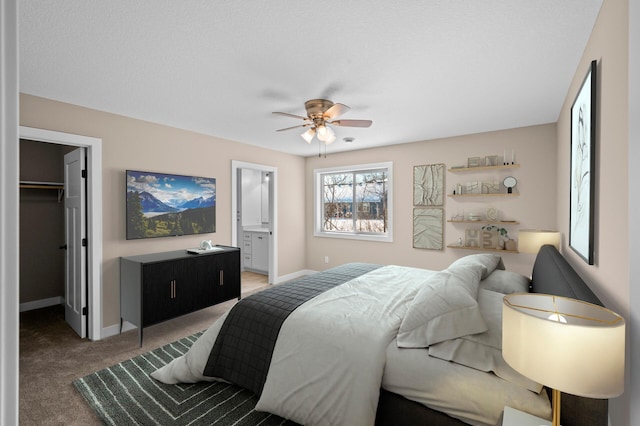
{"left": 19, "top": 126, "right": 103, "bottom": 340}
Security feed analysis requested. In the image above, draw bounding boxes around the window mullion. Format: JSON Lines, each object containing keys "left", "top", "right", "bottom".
{"left": 352, "top": 172, "right": 357, "bottom": 233}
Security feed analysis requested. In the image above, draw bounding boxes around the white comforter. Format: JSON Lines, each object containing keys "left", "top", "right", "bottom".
{"left": 152, "top": 258, "right": 551, "bottom": 426}
{"left": 152, "top": 265, "right": 435, "bottom": 426}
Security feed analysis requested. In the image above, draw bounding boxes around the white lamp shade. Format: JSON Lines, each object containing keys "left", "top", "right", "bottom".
{"left": 301, "top": 128, "right": 316, "bottom": 144}
{"left": 323, "top": 126, "right": 336, "bottom": 144}
{"left": 518, "top": 229, "right": 560, "bottom": 253}
{"left": 503, "top": 293, "right": 625, "bottom": 398}
{"left": 316, "top": 125, "right": 328, "bottom": 141}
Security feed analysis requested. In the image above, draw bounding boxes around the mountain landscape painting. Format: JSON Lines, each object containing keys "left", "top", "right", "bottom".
{"left": 126, "top": 170, "right": 216, "bottom": 239}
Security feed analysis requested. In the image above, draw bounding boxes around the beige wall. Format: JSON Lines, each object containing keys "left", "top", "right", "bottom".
{"left": 556, "top": 0, "right": 630, "bottom": 423}
{"left": 19, "top": 94, "right": 307, "bottom": 328}
{"left": 305, "top": 123, "right": 558, "bottom": 276}
{"left": 628, "top": 0, "right": 639, "bottom": 423}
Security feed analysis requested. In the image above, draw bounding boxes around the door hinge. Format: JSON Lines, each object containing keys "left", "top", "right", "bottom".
{"left": 82, "top": 238, "right": 88, "bottom": 247}
{"left": 82, "top": 169, "right": 87, "bottom": 178}
{"left": 82, "top": 307, "right": 88, "bottom": 316}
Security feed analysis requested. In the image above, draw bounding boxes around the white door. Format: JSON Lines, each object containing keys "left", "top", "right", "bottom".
{"left": 64, "top": 148, "right": 87, "bottom": 338}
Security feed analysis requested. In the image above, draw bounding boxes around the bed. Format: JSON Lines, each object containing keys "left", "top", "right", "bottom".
{"left": 151, "top": 245, "right": 608, "bottom": 426}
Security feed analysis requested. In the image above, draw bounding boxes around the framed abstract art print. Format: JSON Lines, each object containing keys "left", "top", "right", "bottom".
{"left": 569, "top": 60, "right": 597, "bottom": 265}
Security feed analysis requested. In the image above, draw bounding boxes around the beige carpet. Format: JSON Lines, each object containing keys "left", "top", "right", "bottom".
{"left": 19, "top": 272, "right": 268, "bottom": 425}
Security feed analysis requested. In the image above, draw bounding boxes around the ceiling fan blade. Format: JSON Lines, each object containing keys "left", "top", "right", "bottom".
{"left": 276, "top": 124, "right": 309, "bottom": 132}
{"left": 272, "top": 111, "right": 309, "bottom": 121}
{"left": 323, "top": 103, "right": 350, "bottom": 119}
{"left": 330, "top": 119, "right": 372, "bottom": 128}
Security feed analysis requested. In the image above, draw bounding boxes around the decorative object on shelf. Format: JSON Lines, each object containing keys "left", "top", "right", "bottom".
{"left": 413, "top": 208, "right": 444, "bottom": 250}
{"left": 467, "top": 157, "right": 482, "bottom": 168}
{"left": 486, "top": 207, "right": 498, "bottom": 221}
{"left": 570, "top": 60, "right": 597, "bottom": 265}
{"left": 482, "top": 224, "right": 509, "bottom": 249}
{"left": 467, "top": 211, "right": 480, "bottom": 221}
{"left": 482, "top": 225, "right": 509, "bottom": 238}
{"left": 484, "top": 155, "right": 498, "bottom": 166}
{"left": 481, "top": 228, "right": 501, "bottom": 249}
{"left": 518, "top": 230, "right": 561, "bottom": 253}
{"left": 465, "top": 181, "right": 481, "bottom": 194}
{"left": 451, "top": 210, "right": 464, "bottom": 221}
{"left": 464, "top": 229, "right": 481, "bottom": 248}
{"left": 503, "top": 149, "right": 516, "bottom": 165}
{"left": 503, "top": 176, "right": 517, "bottom": 194}
{"left": 482, "top": 180, "right": 501, "bottom": 194}
{"left": 457, "top": 237, "right": 463, "bottom": 246}
{"left": 503, "top": 293, "right": 625, "bottom": 426}
{"left": 413, "top": 164, "right": 445, "bottom": 206}
{"left": 504, "top": 239, "right": 517, "bottom": 251}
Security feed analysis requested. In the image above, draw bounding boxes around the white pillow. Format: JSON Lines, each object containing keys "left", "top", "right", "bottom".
{"left": 480, "top": 270, "right": 530, "bottom": 294}
{"left": 397, "top": 265, "right": 487, "bottom": 348}
{"left": 448, "top": 254, "right": 505, "bottom": 279}
{"left": 428, "top": 289, "right": 543, "bottom": 392}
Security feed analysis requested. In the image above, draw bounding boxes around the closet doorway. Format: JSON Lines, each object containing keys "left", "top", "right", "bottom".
{"left": 231, "top": 161, "right": 277, "bottom": 284}
{"left": 19, "top": 127, "right": 103, "bottom": 340}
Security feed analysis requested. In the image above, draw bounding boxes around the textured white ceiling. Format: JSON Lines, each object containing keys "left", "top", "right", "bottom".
{"left": 19, "top": 1, "right": 603, "bottom": 157}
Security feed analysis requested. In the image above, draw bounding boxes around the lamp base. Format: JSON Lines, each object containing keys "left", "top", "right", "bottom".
{"left": 551, "top": 388, "right": 561, "bottom": 426}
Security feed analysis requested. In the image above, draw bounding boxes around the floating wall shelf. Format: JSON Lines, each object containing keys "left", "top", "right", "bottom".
{"left": 448, "top": 164, "right": 520, "bottom": 173}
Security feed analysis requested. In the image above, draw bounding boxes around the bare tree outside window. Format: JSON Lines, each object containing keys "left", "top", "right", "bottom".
{"left": 321, "top": 169, "right": 388, "bottom": 235}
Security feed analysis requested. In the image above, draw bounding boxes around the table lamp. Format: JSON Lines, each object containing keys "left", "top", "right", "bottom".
{"left": 518, "top": 230, "right": 561, "bottom": 253}
{"left": 502, "top": 293, "right": 625, "bottom": 426}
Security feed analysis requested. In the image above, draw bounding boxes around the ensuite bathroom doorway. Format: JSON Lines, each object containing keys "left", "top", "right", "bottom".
{"left": 231, "top": 160, "right": 277, "bottom": 284}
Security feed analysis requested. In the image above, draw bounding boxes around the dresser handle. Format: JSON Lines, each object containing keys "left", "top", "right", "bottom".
{"left": 220, "top": 270, "right": 224, "bottom": 286}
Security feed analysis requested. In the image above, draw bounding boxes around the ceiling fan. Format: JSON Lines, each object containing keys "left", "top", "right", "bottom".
{"left": 273, "top": 99, "right": 372, "bottom": 145}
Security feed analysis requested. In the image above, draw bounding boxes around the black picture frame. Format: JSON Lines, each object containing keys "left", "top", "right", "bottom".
{"left": 569, "top": 60, "right": 597, "bottom": 264}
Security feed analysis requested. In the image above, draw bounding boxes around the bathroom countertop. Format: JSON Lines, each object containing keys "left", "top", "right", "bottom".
{"left": 243, "top": 226, "right": 270, "bottom": 233}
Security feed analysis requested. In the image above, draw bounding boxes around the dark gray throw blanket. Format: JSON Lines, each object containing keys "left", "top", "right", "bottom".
{"left": 203, "top": 262, "right": 382, "bottom": 395}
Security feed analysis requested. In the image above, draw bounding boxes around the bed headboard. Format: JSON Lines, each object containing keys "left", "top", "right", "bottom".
{"left": 528, "top": 244, "right": 608, "bottom": 426}
{"left": 530, "top": 245, "right": 602, "bottom": 306}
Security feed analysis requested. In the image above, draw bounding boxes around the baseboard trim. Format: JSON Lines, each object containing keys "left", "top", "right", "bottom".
{"left": 273, "top": 269, "right": 315, "bottom": 284}
{"left": 19, "top": 296, "right": 64, "bottom": 312}
{"left": 102, "top": 320, "right": 137, "bottom": 339}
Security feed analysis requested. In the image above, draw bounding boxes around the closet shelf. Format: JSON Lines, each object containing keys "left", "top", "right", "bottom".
{"left": 20, "top": 180, "right": 64, "bottom": 189}
{"left": 20, "top": 181, "right": 64, "bottom": 202}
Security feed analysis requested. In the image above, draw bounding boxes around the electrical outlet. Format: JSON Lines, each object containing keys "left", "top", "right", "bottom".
{"left": 324, "top": 256, "right": 329, "bottom": 264}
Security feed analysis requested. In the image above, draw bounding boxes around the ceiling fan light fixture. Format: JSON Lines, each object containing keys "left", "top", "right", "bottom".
{"left": 274, "top": 99, "right": 372, "bottom": 150}
{"left": 301, "top": 128, "right": 316, "bottom": 144}
{"left": 316, "top": 124, "right": 328, "bottom": 140}
{"left": 324, "top": 128, "right": 336, "bottom": 145}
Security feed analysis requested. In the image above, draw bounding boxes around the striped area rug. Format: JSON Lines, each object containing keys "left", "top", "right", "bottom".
{"left": 73, "top": 332, "right": 298, "bottom": 425}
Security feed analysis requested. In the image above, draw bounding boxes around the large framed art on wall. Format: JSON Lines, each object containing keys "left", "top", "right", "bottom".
{"left": 569, "top": 60, "right": 597, "bottom": 265}
{"left": 126, "top": 170, "right": 216, "bottom": 240}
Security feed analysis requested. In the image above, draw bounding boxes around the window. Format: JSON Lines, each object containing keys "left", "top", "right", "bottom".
{"left": 314, "top": 162, "right": 392, "bottom": 242}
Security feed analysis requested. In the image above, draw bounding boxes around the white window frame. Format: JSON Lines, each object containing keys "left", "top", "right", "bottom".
{"left": 314, "top": 162, "right": 393, "bottom": 242}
